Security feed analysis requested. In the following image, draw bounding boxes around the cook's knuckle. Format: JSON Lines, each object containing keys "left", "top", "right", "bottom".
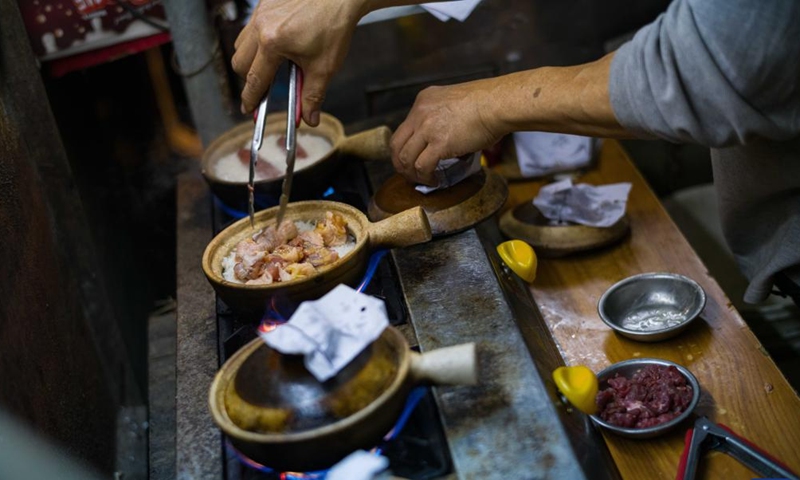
{"left": 231, "top": 56, "right": 245, "bottom": 75}
{"left": 398, "top": 150, "right": 410, "bottom": 167}
{"left": 390, "top": 138, "right": 403, "bottom": 155}
{"left": 304, "top": 89, "right": 326, "bottom": 106}
{"left": 422, "top": 124, "right": 442, "bottom": 143}
{"left": 257, "top": 27, "right": 279, "bottom": 47}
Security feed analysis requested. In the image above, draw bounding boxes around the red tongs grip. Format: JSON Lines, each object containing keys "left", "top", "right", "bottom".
{"left": 294, "top": 67, "right": 303, "bottom": 127}
{"left": 677, "top": 416, "right": 799, "bottom": 480}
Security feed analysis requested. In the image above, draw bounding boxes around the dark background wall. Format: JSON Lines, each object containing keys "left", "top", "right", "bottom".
{"left": 0, "top": 0, "right": 142, "bottom": 473}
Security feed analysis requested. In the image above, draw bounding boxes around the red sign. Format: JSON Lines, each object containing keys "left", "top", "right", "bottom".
{"left": 18, "top": 0, "right": 167, "bottom": 59}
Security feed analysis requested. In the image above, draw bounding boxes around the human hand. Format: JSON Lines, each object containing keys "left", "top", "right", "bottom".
{"left": 232, "top": 0, "right": 366, "bottom": 125}
{"left": 391, "top": 80, "right": 505, "bottom": 186}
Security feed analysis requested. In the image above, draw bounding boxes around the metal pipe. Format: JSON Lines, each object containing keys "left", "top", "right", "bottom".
{"left": 162, "top": 0, "right": 236, "bottom": 147}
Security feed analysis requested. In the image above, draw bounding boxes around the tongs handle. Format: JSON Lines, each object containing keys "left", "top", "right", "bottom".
{"left": 293, "top": 66, "right": 303, "bottom": 127}
{"left": 677, "top": 417, "right": 799, "bottom": 480}
{"left": 274, "top": 62, "right": 303, "bottom": 227}
{"left": 676, "top": 427, "right": 700, "bottom": 480}
{"left": 249, "top": 94, "right": 269, "bottom": 228}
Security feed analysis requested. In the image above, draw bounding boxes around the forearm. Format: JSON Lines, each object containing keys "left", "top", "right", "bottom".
{"left": 486, "top": 53, "right": 640, "bottom": 139}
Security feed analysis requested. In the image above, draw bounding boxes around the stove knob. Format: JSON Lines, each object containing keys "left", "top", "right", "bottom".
{"left": 552, "top": 365, "right": 599, "bottom": 415}
{"left": 496, "top": 239, "right": 537, "bottom": 283}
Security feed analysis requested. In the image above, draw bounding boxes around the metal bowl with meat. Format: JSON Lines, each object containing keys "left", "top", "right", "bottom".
{"left": 202, "top": 200, "right": 431, "bottom": 315}
{"left": 590, "top": 358, "right": 700, "bottom": 439}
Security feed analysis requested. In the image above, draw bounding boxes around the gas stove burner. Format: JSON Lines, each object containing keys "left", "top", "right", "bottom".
{"left": 227, "top": 388, "right": 428, "bottom": 478}
{"left": 368, "top": 168, "right": 508, "bottom": 237}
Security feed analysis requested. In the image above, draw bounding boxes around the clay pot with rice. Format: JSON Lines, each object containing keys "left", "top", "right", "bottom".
{"left": 202, "top": 200, "right": 432, "bottom": 316}
{"left": 201, "top": 112, "right": 392, "bottom": 208}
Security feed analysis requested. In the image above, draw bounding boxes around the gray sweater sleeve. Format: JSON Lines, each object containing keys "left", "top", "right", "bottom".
{"left": 609, "top": 0, "right": 800, "bottom": 147}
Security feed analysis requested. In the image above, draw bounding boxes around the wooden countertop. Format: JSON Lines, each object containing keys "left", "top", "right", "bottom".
{"left": 502, "top": 139, "right": 800, "bottom": 480}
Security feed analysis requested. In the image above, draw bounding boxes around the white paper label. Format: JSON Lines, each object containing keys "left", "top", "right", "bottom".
{"left": 533, "top": 179, "right": 632, "bottom": 228}
{"left": 259, "top": 285, "right": 389, "bottom": 382}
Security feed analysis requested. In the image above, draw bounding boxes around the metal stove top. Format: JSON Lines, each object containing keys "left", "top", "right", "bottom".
{"left": 174, "top": 148, "right": 621, "bottom": 479}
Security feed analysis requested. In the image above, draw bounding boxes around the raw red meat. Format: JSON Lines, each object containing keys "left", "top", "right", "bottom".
{"left": 595, "top": 365, "right": 693, "bottom": 429}
{"left": 237, "top": 149, "right": 283, "bottom": 179}
{"left": 277, "top": 135, "right": 308, "bottom": 159}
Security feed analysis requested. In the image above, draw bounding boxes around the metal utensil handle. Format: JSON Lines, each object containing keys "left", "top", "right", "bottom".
{"left": 713, "top": 422, "right": 800, "bottom": 480}
{"left": 275, "top": 62, "right": 301, "bottom": 227}
{"left": 249, "top": 95, "right": 269, "bottom": 228}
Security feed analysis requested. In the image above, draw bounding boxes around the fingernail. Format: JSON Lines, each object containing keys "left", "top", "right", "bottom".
{"left": 240, "top": 103, "right": 247, "bottom": 115}
{"left": 310, "top": 110, "right": 320, "bottom": 126}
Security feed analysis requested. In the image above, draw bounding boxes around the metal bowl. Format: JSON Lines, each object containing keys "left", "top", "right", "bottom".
{"left": 590, "top": 358, "right": 700, "bottom": 439}
{"left": 598, "top": 272, "right": 706, "bottom": 342}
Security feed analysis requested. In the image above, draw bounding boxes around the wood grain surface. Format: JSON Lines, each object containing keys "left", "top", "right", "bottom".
{"left": 501, "top": 139, "right": 800, "bottom": 480}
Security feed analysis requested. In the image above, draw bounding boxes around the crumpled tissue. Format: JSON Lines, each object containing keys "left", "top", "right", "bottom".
{"left": 421, "top": 0, "right": 482, "bottom": 22}
{"left": 259, "top": 284, "right": 389, "bottom": 382}
{"left": 327, "top": 450, "right": 389, "bottom": 480}
{"left": 415, "top": 151, "right": 482, "bottom": 194}
{"left": 533, "top": 178, "right": 632, "bottom": 228}
{"left": 514, "top": 131, "right": 594, "bottom": 178}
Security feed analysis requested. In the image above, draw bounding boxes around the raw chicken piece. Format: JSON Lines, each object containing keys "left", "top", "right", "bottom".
{"left": 304, "top": 246, "right": 339, "bottom": 267}
{"left": 272, "top": 244, "right": 303, "bottom": 263}
{"left": 289, "top": 230, "right": 325, "bottom": 249}
{"left": 315, "top": 211, "right": 348, "bottom": 246}
{"left": 246, "top": 270, "right": 274, "bottom": 285}
{"left": 234, "top": 239, "right": 267, "bottom": 281}
{"left": 276, "top": 220, "right": 298, "bottom": 243}
{"left": 253, "top": 220, "right": 297, "bottom": 252}
{"left": 253, "top": 227, "right": 280, "bottom": 252}
{"left": 279, "top": 262, "right": 317, "bottom": 282}
{"left": 225, "top": 211, "right": 354, "bottom": 285}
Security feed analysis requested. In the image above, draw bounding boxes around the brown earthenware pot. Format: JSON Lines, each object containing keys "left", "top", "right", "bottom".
{"left": 202, "top": 112, "right": 392, "bottom": 207}
{"left": 368, "top": 168, "right": 509, "bottom": 237}
{"left": 208, "top": 326, "right": 477, "bottom": 472}
{"left": 202, "top": 200, "right": 431, "bottom": 315}
{"left": 499, "top": 202, "right": 630, "bottom": 257}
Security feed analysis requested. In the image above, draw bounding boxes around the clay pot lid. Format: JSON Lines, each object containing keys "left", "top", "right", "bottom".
{"left": 368, "top": 168, "right": 508, "bottom": 236}
{"left": 499, "top": 201, "right": 630, "bottom": 258}
{"left": 227, "top": 329, "right": 401, "bottom": 434}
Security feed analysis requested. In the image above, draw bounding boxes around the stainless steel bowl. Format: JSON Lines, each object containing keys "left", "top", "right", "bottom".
{"left": 598, "top": 272, "right": 706, "bottom": 342}
{"left": 591, "top": 358, "right": 700, "bottom": 439}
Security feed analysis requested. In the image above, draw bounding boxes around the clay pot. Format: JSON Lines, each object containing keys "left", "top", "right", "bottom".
{"left": 202, "top": 111, "right": 392, "bottom": 207}
{"left": 202, "top": 200, "right": 431, "bottom": 315}
{"left": 209, "top": 326, "right": 477, "bottom": 472}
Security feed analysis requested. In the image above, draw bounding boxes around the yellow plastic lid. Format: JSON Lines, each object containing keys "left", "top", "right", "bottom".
{"left": 552, "top": 365, "right": 599, "bottom": 415}
{"left": 496, "top": 240, "right": 537, "bottom": 283}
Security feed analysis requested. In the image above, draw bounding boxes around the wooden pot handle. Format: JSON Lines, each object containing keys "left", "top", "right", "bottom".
{"left": 337, "top": 126, "right": 392, "bottom": 161}
{"left": 409, "top": 343, "right": 478, "bottom": 386}
{"left": 368, "top": 206, "right": 432, "bottom": 249}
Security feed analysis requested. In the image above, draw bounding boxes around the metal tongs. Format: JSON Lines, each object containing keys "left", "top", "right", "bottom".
{"left": 248, "top": 62, "right": 303, "bottom": 228}
{"left": 677, "top": 416, "right": 799, "bottom": 480}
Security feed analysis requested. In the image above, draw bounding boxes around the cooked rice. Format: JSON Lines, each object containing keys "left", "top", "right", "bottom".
{"left": 213, "top": 133, "right": 332, "bottom": 182}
